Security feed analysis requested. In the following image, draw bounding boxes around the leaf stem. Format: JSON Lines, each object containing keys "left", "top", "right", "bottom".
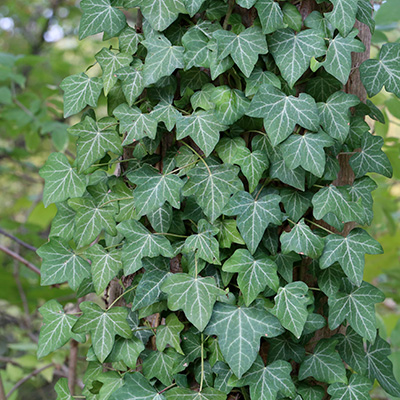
{"left": 223, "top": 0, "right": 235, "bottom": 30}
{"left": 254, "top": 178, "right": 270, "bottom": 200}
{"left": 165, "top": 158, "right": 200, "bottom": 176}
{"left": 107, "top": 285, "right": 138, "bottom": 310}
{"left": 92, "top": 157, "right": 138, "bottom": 167}
{"left": 154, "top": 232, "right": 188, "bottom": 238}
{"left": 304, "top": 218, "right": 335, "bottom": 235}
{"left": 313, "top": 184, "right": 325, "bottom": 189}
{"left": 99, "top": 196, "right": 134, "bottom": 208}
{"left": 180, "top": 142, "right": 211, "bottom": 175}
{"left": 199, "top": 333, "right": 205, "bottom": 392}
{"left": 103, "top": 242, "right": 124, "bottom": 250}
{"left": 159, "top": 383, "right": 177, "bottom": 394}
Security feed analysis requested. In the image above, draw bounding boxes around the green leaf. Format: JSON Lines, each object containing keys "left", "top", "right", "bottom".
{"left": 280, "top": 189, "right": 312, "bottom": 223}
{"left": 85, "top": 244, "right": 122, "bottom": 295}
{"left": 73, "top": 301, "right": 131, "bottom": 362}
{"left": 268, "top": 334, "right": 305, "bottom": 363}
{"left": 162, "top": 273, "right": 224, "bottom": 331}
{"left": 235, "top": 147, "right": 269, "bottom": 193}
{"left": 247, "top": 84, "right": 320, "bottom": 146}
{"left": 270, "top": 159, "right": 305, "bottom": 191}
{"left": 60, "top": 73, "right": 103, "bottom": 118}
{"left": 156, "top": 314, "right": 185, "bottom": 354}
{"left": 110, "top": 372, "right": 165, "bottom": 400}
{"left": 119, "top": 26, "right": 143, "bottom": 54}
{"left": 183, "top": 162, "right": 242, "bottom": 222}
{"left": 223, "top": 249, "right": 279, "bottom": 306}
{"left": 272, "top": 252, "right": 301, "bottom": 283}
{"left": 280, "top": 219, "right": 325, "bottom": 259}
{"left": 213, "top": 26, "right": 268, "bottom": 77}
{"left": 68, "top": 196, "right": 117, "bottom": 248}
{"left": 132, "top": 0, "right": 187, "bottom": 31}
{"left": 323, "top": 31, "right": 365, "bottom": 85}
{"left": 127, "top": 164, "right": 184, "bottom": 218}
{"left": 143, "top": 348, "right": 184, "bottom": 386}
{"left": 325, "top": 0, "right": 359, "bottom": 37}
{"left": 96, "top": 372, "right": 125, "bottom": 400}
{"left": 279, "top": 130, "right": 334, "bottom": 177}
{"left": 95, "top": 48, "right": 132, "bottom": 95}
{"left": 115, "top": 64, "right": 145, "bottom": 106}
{"left": 176, "top": 111, "right": 228, "bottom": 157}
{"left": 215, "top": 219, "right": 245, "bottom": 249}
{"left": 49, "top": 202, "right": 76, "bottom": 240}
{"left": 205, "top": 302, "right": 284, "bottom": 378}
{"left": 299, "top": 339, "right": 347, "bottom": 384}
{"left": 143, "top": 35, "right": 184, "bottom": 85}
{"left": 152, "top": 101, "right": 181, "bottom": 131}
{"left": 241, "top": 356, "right": 296, "bottom": 400}
{"left": 213, "top": 362, "right": 234, "bottom": 394}
{"left": 106, "top": 337, "right": 145, "bottom": 368}
{"left": 366, "top": 335, "right": 400, "bottom": 397}
{"left": 164, "top": 387, "right": 226, "bottom": 400}
{"left": 55, "top": 378, "right": 74, "bottom": 400}
{"left": 328, "top": 374, "right": 372, "bottom": 400}
{"left": 184, "top": 219, "right": 220, "bottom": 264}
{"left": 270, "top": 281, "right": 309, "bottom": 338}
{"left": 224, "top": 191, "right": 283, "bottom": 254}
{"left": 117, "top": 220, "right": 174, "bottom": 274}
{"left": 39, "top": 153, "right": 87, "bottom": 207}
{"left": 328, "top": 280, "right": 385, "bottom": 343}
{"left": 360, "top": 43, "right": 400, "bottom": 97}
{"left": 305, "top": 71, "right": 343, "bottom": 103}
{"left": 37, "top": 300, "right": 85, "bottom": 358}
{"left": 37, "top": 238, "right": 91, "bottom": 290}
{"left": 255, "top": 0, "right": 284, "bottom": 34}
{"left": 148, "top": 204, "right": 173, "bottom": 236}
{"left": 320, "top": 228, "right": 383, "bottom": 286}
{"left": 268, "top": 28, "right": 326, "bottom": 87}
{"left": 282, "top": 3, "right": 302, "bottom": 32}
{"left": 244, "top": 67, "right": 281, "bottom": 96}
{"left": 349, "top": 132, "right": 393, "bottom": 178}
{"left": 215, "top": 136, "right": 246, "bottom": 164}
{"left": 357, "top": 0, "right": 375, "bottom": 34}
{"left": 114, "top": 103, "right": 158, "bottom": 145}
{"left": 69, "top": 116, "right": 122, "bottom": 172}
{"left": 184, "top": 0, "right": 206, "bottom": 16}
{"left": 317, "top": 91, "right": 360, "bottom": 142}
{"left": 79, "top": 0, "right": 126, "bottom": 39}
{"left": 312, "top": 185, "right": 365, "bottom": 225}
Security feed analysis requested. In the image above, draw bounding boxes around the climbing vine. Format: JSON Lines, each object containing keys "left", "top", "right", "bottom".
{"left": 36, "top": 0, "right": 400, "bottom": 399}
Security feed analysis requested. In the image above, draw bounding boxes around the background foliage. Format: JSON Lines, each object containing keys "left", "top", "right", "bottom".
{"left": 0, "top": 0, "right": 400, "bottom": 399}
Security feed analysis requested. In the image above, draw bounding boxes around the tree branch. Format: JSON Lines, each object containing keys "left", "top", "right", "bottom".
{"left": 0, "top": 375, "right": 6, "bottom": 400}
{"left": 0, "top": 245, "right": 40, "bottom": 275}
{"left": 0, "top": 228, "right": 37, "bottom": 252}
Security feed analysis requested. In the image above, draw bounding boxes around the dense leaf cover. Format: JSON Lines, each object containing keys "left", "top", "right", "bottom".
{"left": 37, "top": 0, "right": 400, "bottom": 399}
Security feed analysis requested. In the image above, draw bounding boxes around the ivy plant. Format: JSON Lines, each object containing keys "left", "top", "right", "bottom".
{"left": 37, "top": 0, "right": 400, "bottom": 399}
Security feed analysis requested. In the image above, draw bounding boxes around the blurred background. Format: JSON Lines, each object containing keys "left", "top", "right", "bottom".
{"left": 0, "top": 0, "right": 399, "bottom": 398}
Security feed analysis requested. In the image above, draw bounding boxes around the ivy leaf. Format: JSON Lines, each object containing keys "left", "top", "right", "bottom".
{"left": 96, "top": 372, "right": 124, "bottom": 400}
{"left": 152, "top": 101, "right": 181, "bottom": 131}
{"left": 348, "top": 177, "right": 377, "bottom": 226}
{"left": 85, "top": 244, "right": 122, "bottom": 295}
{"left": 60, "top": 73, "right": 103, "bottom": 118}
{"left": 205, "top": 302, "right": 284, "bottom": 378}
{"left": 183, "top": 162, "right": 242, "bottom": 222}
{"left": 272, "top": 252, "right": 301, "bottom": 283}
{"left": 328, "top": 374, "right": 372, "bottom": 400}
{"left": 247, "top": 84, "right": 320, "bottom": 146}
{"left": 279, "top": 130, "right": 334, "bottom": 177}
{"left": 349, "top": 132, "right": 393, "bottom": 178}
{"left": 156, "top": 314, "right": 185, "bottom": 354}
{"left": 176, "top": 111, "right": 228, "bottom": 157}
{"left": 161, "top": 273, "right": 224, "bottom": 331}
{"left": 37, "top": 300, "right": 85, "bottom": 358}
{"left": 320, "top": 228, "right": 383, "bottom": 286}
{"left": 131, "top": 257, "right": 171, "bottom": 311}
{"left": 328, "top": 281, "right": 385, "bottom": 343}
{"left": 235, "top": 147, "right": 269, "bottom": 193}
{"left": 127, "top": 164, "right": 184, "bottom": 218}
{"left": 366, "top": 335, "right": 400, "bottom": 397}
{"left": 312, "top": 185, "right": 365, "bottom": 225}
{"left": 110, "top": 372, "right": 165, "bottom": 400}
{"left": 323, "top": 31, "right": 365, "bottom": 85}
{"left": 244, "top": 66, "right": 281, "bottom": 96}
{"left": 215, "top": 219, "right": 245, "bottom": 249}
{"left": 143, "top": 348, "right": 184, "bottom": 386}
{"left": 357, "top": 0, "right": 375, "bottom": 34}
{"left": 241, "top": 356, "right": 296, "bottom": 400}
{"left": 115, "top": 64, "right": 145, "bottom": 106}
{"left": 255, "top": 0, "right": 284, "bottom": 34}
{"left": 55, "top": 378, "right": 73, "bottom": 400}
{"left": 224, "top": 191, "right": 283, "bottom": 254}
{"left": 69, "top": 116, "right": 122, "bottom": 172}
{"left": 270, "top": 281, "right": 309, "bottom": 339}
{"left": 280, "top": 189, "right": 312, "bottom": 223}
{"left": 117, "top": 220, "right": 174, "bottom": 274}
{"left": 267, "top": 334, "right": 305, "bottom": 363}
{"left": 325, "top": 0, "right": 359, "bottom": 37}
{"left": 360, "top": 43, "right": 400, "bottom": 97}
{"left": 143, "top": 35, "right": 184, "bottom": 85}
{"left": 39, "top": 153, "right": 87, "bottom": 207}
{"left": 164, "top": 387, "right": 226, "bottom": 400}
{"left": 50, "top": 202, "right": 76, "bottom": 241}
{"left": 215, "top": 136, "right": 246, "bottom": 164}
{"left": 184, "top": 219, "right": 220, "bottom": 264}
{"left": 280, "top": 219, "right": 325, "bottom": 259}
{"left": 79, "top": 0, "right": 126, "bottom": 39}
{"left": 114, "top": 103, "right": 158, "bottom": 145}
{"left": 270, "top": 159, "right": 305, "bottom": 191}
{"left": 73, "top": 301, "right": 131, "bottom": 362}
{"left": 107, "top": 337, "right": 145, "bottom": 369}
{"left": 299, "top": 339, "right": 347, "bottom": 384}
{"left": 223, "top": 249, "right": 279, "bottom": 306}
{"left": 119, "top": 26, "right": 143, "bottom": 54}
{"left": 95, "top": 48, "right": 132, "bottom": 95}
{"left": 305, "top": 71, "right": 343, "bottom": 103}
{"left": 213, "top": 26, "right": 268, "bottom": 77}
{"left": 68, "top": 196, "right": 117, "bottom": 248}
{"left": 282, "top": 3, "right": 302, "bottom": 32}
{"left": 37, "top": 238, "right": 91, "bottom": 290}
{"left": 317, "top": 91, "right": 360, "bottom": 142}
{"left": 131, "top": 0, "right": 187, "bottom": 31}
{"left": 268, "top": 28, "right": 326, "bottom": 87}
